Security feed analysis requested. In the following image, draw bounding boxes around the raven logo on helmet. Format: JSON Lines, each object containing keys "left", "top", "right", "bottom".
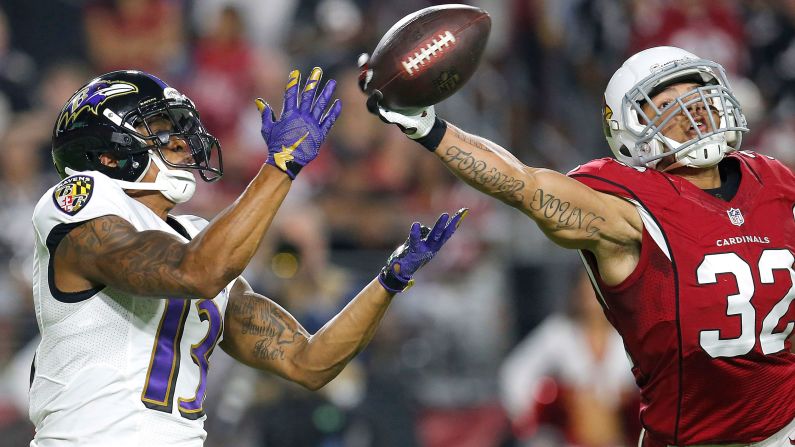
{"left": 55, "top": 80, "right": 138, "bottom": 134}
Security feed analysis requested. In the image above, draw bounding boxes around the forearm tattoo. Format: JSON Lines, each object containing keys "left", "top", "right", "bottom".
{"left": 64, "top": 216, "right": 190, "bottom": 295}
{"left": 441, "top": 145, "right": 526, "bottom": 202}
{"left": 226, "top": 293, "right": 301, "bottom": 362}
{"left": 451, "top": 127, "right": 490, "bottom": 151}
{"left": 528, "top": 188, "right": 605, "bottom": 237}
{"left": 441, "top": 129, "right": 605, "bottom": 238}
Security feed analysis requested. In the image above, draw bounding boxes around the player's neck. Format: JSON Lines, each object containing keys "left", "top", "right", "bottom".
{"left": 670, "top": 165, "right": 721, "bottom": 189}
{"left": 128, "top": 190, "right": 174, "bottom": 220}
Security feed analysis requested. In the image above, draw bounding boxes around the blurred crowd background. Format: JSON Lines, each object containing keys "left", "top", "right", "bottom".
{"left": 0, "top": 0, "right": 793, "bottom": 446}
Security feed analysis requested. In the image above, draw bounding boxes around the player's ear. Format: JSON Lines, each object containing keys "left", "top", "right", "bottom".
{"left": 99, "top": 153, "right": 119, "bottom": 168}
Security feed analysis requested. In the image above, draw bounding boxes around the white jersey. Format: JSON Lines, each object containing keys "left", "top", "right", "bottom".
{"left": 29, "top": 171, "right": 231, "bottom": 447}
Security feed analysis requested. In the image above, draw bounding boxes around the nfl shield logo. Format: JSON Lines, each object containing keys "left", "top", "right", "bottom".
{"left": 727, "top": 208, "right": 744, "bottom": 226}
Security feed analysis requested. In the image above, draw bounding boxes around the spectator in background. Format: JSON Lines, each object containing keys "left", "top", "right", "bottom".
{"left": 181, "top": 4, "right": 261, "bottom": 215}
{"left": 190, "top": 0, "right": 299, "bottom": 51}
{"left": 499, "top": 270, "right": 639, "bottom": 446}
{"left": 0, "top": 6, "right": 35, "bottom": 113}
{"left": 628, "top": 0, "right": 746, "bottom": 74}
{"left": 83, "top": 0, "right": 186, "bottom": 76}
{"left": 182, "top": 48, "right": 293, "bottom": 219}
{"left": 185, "top": 5, "right": 257, "bottom": 143}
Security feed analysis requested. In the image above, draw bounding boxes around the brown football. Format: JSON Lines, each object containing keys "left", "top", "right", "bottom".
{"left": 360, "top": 4, "right": 491, "bottom": 113}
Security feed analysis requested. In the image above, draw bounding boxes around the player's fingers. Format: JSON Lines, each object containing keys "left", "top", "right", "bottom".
{"left": 313, "top": 79, "right": 336, "bottom": 121}
{"left": 357, "top": 53, "right": 372, "bottom": 92}
{"left": 320, "top": 99, "right": 342, "bottom": 136}
{"left": 440, "top": 208, "right": 469, "bottom": 245}
{"left": 283, "top": 69, "right": 301, "bottom": 114}
{"left": 427, "top": 213, "right": 450, "bottom": 246}
{"left": 256, "top": 99, "right": 276, "bottom": 138}
{"left": 366, "top": 90, "right": 384, "bottom": 115}
{"left": 357, "top": 53, "right": 370, "bottom": 69}
{"left": 256, "top": 98, "right": 276, "bottom": 122}
{"left": 409, "top": 222, "right": 422, "bottom": 246}
{"left": 300, "top": 67, "right": 323, "bottom": 114}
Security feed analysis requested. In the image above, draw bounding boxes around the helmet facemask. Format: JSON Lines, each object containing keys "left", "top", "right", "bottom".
{"left": 122, "top": 99, "right": 223, "bottom": 182}
{"left": 620, "top": 59, "right": 747, "bottom": 170}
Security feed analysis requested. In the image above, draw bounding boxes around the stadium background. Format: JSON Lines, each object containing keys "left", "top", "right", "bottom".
{"left": 0, "top": 0, "right": 793, "bottom": 446}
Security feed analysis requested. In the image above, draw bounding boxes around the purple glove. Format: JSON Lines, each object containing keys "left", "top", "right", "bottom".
{"left": 257, "top": 67, "right": 342, "bottom": 179}
{"left": 379, "top": 208, "right": 469, "bottom": 294}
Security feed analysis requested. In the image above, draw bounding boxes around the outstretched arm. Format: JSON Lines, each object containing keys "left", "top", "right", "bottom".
{"left": 364, "top": 94, "right": 641, "bottom": 254}
{"left": 220, "top": 277, "right": 392, "bottom": 390}
{"left": 434, "top": 123, "right": 641, "bottom": 251}
{"left": 220, "top": 209, "right": 466, "bottom": 389}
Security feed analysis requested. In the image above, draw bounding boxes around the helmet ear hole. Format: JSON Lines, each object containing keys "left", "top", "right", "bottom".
{"left": 619, "top": 146, "right": 632, "bottom": 157}
{"left": 96, "top": 152, "right": 117, "bottom": 168}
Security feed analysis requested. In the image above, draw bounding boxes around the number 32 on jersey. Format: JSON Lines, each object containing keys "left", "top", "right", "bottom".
{"left": 698, "top": 249, "right": 795, "bottom": 358}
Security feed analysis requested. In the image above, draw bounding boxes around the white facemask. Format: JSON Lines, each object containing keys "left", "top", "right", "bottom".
{"left": 73, "top": 151, "right": 197, "bottom": 203}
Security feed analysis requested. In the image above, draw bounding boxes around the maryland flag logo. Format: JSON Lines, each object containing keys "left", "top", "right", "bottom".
{"left": 53, "top": 175, "right": 94, "bottom": 216}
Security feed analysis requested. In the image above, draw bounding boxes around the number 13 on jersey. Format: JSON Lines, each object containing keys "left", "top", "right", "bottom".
{"left": 142, "top": 298, "right": 224, "bottom": 419}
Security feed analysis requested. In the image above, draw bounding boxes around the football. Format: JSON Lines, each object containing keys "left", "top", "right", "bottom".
{"left": 360, "top": 4, "right": 491, "bottom": 113}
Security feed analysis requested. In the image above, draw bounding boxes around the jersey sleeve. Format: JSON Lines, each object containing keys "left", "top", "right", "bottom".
{"left": 170, "top": 215, "right": 210, "bottom": 238}
{"left": 567, "top": 157, "right": 680, "bottom": 211}
{"left": 567, "top": 157, "right": 641, "bottom": 199}
{"left": 735, "top": 150, "right": 795, "bottom": 188}
{"left": 32, "top": 172, "right": 133, "bottom": 245}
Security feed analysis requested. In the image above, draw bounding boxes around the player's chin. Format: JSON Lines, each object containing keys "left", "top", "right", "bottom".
{"left": 656, "top": 154, "right": 677, "bottom": 171}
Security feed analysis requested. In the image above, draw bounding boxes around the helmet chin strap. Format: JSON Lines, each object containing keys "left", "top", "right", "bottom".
{"left": 68, "top": 151, "right": 197, "bottom": 203}
{"left": 658, "top": 134, "right": 729, "bottom": 172}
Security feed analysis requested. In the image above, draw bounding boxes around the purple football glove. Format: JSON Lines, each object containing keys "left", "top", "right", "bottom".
{"left": 379, "top": 208, "right": 469, "bottom": 294}
{"left": 256, "top": 67, "right": 342, "bottom": 179}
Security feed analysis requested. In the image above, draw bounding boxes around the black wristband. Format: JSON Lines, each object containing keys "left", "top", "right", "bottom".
{"left": 415, "top": 118, "right": 447, "bottom": 152}
{"left": 378, "top": 266, "right": 409, "bottom": 294}
{"left": 285, "top": 160, "right": 303, "bottom": 178}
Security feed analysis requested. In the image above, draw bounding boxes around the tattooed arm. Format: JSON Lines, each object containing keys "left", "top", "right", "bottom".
{"left": 55, "top": 165, "right": 292, "bottom": 298}
{"left": 220, "top": 277, "right": 393, "bottom": 390}
{"left": 434, "top": 123, "right": 642, "bottom": 283}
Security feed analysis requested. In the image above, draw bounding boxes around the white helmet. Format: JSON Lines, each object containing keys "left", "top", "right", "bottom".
{"left": 603, "top": 46, "right": 748, "bottom": 170}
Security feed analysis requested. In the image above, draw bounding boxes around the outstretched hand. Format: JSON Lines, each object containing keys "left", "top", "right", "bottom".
{"left": 365, "top": 90, "right": 438, "bottom": 140}
{"left": 257, "top": 67, "right": 342, "bottom": 179}
{"left": 356, "top": 53, "right": 435, "bottom": 141}
{"left": 379, "top": 208, "right": 469, "bottom": 294}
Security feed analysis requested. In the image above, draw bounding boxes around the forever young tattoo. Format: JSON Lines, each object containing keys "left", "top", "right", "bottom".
{"left": 441, "top": 145, "right": 526, "bottom": 202}
{"left": 528, "top": 188, "right": 606, "bottom": 237}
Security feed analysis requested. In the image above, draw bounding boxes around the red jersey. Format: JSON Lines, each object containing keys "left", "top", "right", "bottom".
{"left": 568, "top": 151, "right": 795, "bottom": 445}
